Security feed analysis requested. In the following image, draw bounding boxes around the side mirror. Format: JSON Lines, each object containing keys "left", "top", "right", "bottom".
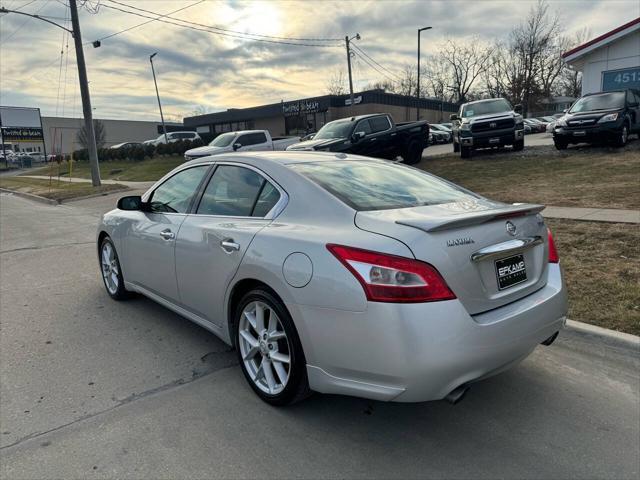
{"left": 307, "top": 134, "right": 315, "bottom": 140}
{"left": 232, "top": 142, "right": 242, "bottom": 151}
{"left": 563, "top": 108, "right": 568, "bottom": 113}
{"left": 449, "top": 114, "right": 459, "bottom": 121}
{"left": 117, "top": 195, "right": 143, "bottom": 211}
{"left": 514, "top": 104, "right": 523, "bottom": 114}
{"left": 352, "top": 131, "right": 366, "bottom": 143}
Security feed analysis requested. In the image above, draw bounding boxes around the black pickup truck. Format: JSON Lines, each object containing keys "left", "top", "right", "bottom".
{"left": 286, "top": 114, "right": 429, "bottom": 164}
{"left": 450, "top": 98, "right": 525, "bottom": 158}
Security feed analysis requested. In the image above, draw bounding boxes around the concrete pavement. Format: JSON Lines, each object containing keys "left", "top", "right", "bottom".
{"left": 0, "top": 192, "right": 638, "bottom": 479}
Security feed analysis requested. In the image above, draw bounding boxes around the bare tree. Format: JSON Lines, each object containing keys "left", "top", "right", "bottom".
{"left": 557, "top": 27, "right": 590, "bottom": 98}
{"left": 438, "top": 37, "right": 494, "bottom": 103}
{"left": 77, "top": 119, "right": 106, "bottom": 149}
{"left": 325, "top": 69, "right": 347, "bottom": 95}
{"left": 422, "top": 54, "right": 454, "bottom": 101}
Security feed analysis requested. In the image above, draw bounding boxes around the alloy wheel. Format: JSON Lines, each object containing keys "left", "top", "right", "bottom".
{"left": 238, "top": 301, "right": 291, "bottom": 395}
{"left": 101, "top": 242, "right": 119, "bottom": 295}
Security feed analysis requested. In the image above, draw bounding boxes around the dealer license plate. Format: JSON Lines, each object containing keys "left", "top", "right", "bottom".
{"left": 495, "top": 254, "right": 527, "bottom": 290}
{"left": 572, "top": 130, "right": 586, "bottom": 136}
{"left": 489, "top": 137, "right": 500, "bottom": 144}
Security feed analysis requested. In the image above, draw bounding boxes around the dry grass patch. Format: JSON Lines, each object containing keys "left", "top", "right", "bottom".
{"left": 547, "top": 219, "right": 639, "bottom": 335}
{"left": 419, "top": 142, "right": 640, "bottom": 209}
{"left": 0, "top": 177, "right": 127, "bottom": 201}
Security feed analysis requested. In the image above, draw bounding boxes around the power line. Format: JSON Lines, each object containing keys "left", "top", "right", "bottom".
{"left": 351, "top": 49, "right": 398, "bottom": 84}
{"left": 89, "top": 0, "right": 205, "bottom": 44}
{"left": 351, "top": 44, "right": 402, "bottom": 81}
{"left": 98, "top": 0, "right": 341, "bottom": 46}
{"left": 1, "top": 0, "right": 48, "bottom": 41}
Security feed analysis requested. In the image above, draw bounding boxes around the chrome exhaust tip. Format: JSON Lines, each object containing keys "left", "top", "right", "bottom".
{"left": 445, "top": 385, "right": 470, "bottom": 405}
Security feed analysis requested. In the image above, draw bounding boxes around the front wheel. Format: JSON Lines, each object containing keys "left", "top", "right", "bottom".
{"left": 513, "top": 139, "right": 524, "bottom": 151}
{"left": 614, "top": 123, "right": 629, "bottom": 147}
{"left": 235, "top": 288, "right": 311, "bottom": 406}
{"left": 554, "top": 138, "right": 568, "bottom": 150}
{"left": 99, "top": 237, "right": 130, "bottom": 300}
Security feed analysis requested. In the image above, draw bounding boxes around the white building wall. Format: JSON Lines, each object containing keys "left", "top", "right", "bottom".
{"left": 578, "top": 31, "right": 640, "bottom": 95}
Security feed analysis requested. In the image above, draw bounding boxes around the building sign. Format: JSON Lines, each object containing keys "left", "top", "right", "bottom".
{"left": 1, "top": 127, "right": 44, "bottom": 142}
{"left": 282, "top": 99, "right": 323, "bottom": 117}
{"left": 345, "top": 95, "right": 363, "bottom": 106}
{"left": 602, "top": 66, "right": 640, "bottom": 91}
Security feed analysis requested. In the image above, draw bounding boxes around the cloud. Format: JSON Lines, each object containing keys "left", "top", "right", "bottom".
{"left": 1, "top": 0, "right": 637, "bottom": 121}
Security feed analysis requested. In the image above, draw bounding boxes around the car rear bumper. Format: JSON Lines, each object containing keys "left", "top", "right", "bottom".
{"left": 554, "top": 123, "right": 621, "bottom": 143}
{"left": 291, "top": 263, "right": 567, "bottom": 402}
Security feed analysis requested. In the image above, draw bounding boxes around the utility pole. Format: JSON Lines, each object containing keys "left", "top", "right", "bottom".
{"left": 69, "top": 0, "right": 101, "bottom": 186}
{"left": 416, "top": 26, "right": 432, "bottom": 121}
{"left": 345, "top": 33, "right": 360, "bottom": 114}
{"left": 1, "top": 2, "right": 101, "bottom": 185}
{"left": 149, "top": 53, "right": 168, "bottom": 144}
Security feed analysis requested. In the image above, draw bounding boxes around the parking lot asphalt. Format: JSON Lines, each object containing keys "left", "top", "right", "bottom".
{"left": 424, "top": 132, "right": 553, "bottom": 157}
{"left": 1, "top": 191, "right": 638, "bottom": 479}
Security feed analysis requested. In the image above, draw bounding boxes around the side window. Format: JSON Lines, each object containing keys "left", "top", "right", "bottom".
{"left": 369, "top": 116, "right": 391, "bottom": 133}
{"left": 626, "top": 90, "right": 634, "bottom": 105}
{"left": 238, "top": 133, "right": 268, "bottom": 146}
{"left": 252, "top": 181, "right": 281, "bottom": 217}
{"left": 149, "top": 166, "right": 209, "bottom": 214}
{"left": 197, "top": 165, "right": 269, "bottom": 217}
{"left": 354, "top": 120, "right": 372, "bottom": 135}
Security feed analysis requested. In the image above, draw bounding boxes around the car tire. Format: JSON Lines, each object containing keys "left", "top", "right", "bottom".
{"left": 235, "top": 288, "right": 312, "bottom": 406}
{"left": 403, "top": 141, "right": 423, "bottom": 165}
{"left": 460, "top": 145, "right": 472, "bottom": 159}
{"left": 513, "top": 139, "right": 524, "bottom": 151}
{"left": 99, "top": 237, "right": 131, "bottom": 301}
{"left": 554, "top": 139, "right": 568, "bottom": 150}
{"left": 614, "top": 123, "right": 629, "bottom": 147}
{"left": 453, "top": 140, "right": 460, "bottom": 153}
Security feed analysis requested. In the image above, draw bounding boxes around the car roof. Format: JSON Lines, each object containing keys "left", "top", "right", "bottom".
{"left": 463, "top": 98, "right": 508, "bottom": 106}
{"left": 329, "top": 114, "right": 386, "bottom": 123}
{"left": 181, "top": 150, "right": 383, "bottom": 168}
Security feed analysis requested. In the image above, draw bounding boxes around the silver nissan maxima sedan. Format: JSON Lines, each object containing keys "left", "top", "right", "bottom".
{"left": 97, "top": 151, "right": 567, "bottom": 405}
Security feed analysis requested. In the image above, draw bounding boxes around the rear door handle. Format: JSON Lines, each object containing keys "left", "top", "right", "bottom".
{"left": 221, "top": 239, "right": 241, "bottom": 252}
{"left": 160, "top": 229, "right": 175, "bottom": 240}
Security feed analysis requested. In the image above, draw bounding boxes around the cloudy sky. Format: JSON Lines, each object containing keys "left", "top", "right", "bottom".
{"left": 1, "top": 0, "right": 638, "bottom": 121}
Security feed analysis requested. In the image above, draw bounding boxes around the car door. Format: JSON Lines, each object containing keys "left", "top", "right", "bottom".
{"left": 175, "top": 163, "right": 285, "bottom": 326}
{"left": 629, "top": 90, "right": 640, "bottom": 132}
{"left": 125, "top": 164, "right": 211, "bottom": 302}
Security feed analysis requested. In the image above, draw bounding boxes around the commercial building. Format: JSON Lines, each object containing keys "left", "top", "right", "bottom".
{"left": 562, "top": 17, "right": 640, "bottom": 95}
{"left": 184, "top": 89, "right": 457, "bottom": 140}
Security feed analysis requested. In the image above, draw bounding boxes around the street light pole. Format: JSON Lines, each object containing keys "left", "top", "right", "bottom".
{"left": 345, "top": 33, "right": 360, "bottom": 113}
{"left": 149, "top": 53, "right": 168, "bottom": 144}
{"left": 416, "top": 26, "right": 432, "bottom": 121}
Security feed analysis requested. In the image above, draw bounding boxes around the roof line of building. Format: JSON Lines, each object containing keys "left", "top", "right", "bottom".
{"left": 562, "top": 16, "right": 640, "bottom": 60}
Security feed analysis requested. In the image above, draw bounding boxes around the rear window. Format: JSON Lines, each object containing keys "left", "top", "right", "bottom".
{"left": 291, "top": 161, "right": 476, "bottom": 211}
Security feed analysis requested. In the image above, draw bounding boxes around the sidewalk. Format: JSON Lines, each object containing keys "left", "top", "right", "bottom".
{"left": 22, "top": 175, "right": 155, "bottom": 189}
{"left": 543, "top": 206, "right": 640, "bottom": 224}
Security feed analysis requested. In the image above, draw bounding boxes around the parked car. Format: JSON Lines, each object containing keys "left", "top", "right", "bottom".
{"left": 450, "top": 98, "right": 525, "bottom": 158}
{"left": 524, "top": 119, "right": 545, "bottom": 133}
{"left": 148, "top": 131, "right": 201, "bottom": 146}
{"left": 429, "top": 124, "right": 453, "bottom": 143}
{"left": 110, "top": 142, "right": 143, "bottom": 150}
{"left": 185, "top": 130, "right": 300, "bottom": 161}
{"left": 429, "top": 128, "right": 450, "bottom": 144}
{"left": 553, "top": 89, "right": 640, "bottom": 149}
{"left": 98, "top": 152, "right": 567, "bottom": 405}
{"left": 287, "top": 113, "right": 428, "bottom": 165}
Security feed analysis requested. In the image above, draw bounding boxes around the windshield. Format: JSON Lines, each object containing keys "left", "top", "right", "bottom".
{"left": 292, "top": 161, "right": 476, "bottom": 211}
{"left": 314, "top": 120, "right": 353, "bottom": 140}
{"left": 209, "top": 133, "right": 236, "bottom": 147}
{"left": 569, "top": 92, "right": 625, "bottom": 113}
{"left": 462, "top": 99, "right": 512, "bottom": 118}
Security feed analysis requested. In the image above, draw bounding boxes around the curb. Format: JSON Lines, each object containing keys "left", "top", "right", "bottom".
{"left": 565, "top": 319, "right": 639, "bottom": 350}
{"left": 0, "top": 186, "right": 129, "bottom": 206}
{"left": 0, "top": 187, "right": 59, "bottom": 205}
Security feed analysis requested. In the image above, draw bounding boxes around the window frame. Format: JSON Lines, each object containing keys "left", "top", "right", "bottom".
{"left": 191, "top": 162, "right": 288, "bottom": 219}
{"left": 368, "top": 115, "right": 392, "bottom": 134}
{"left": 144, "top": 164, "right": 214, "bottom": 216}
{"left": 237, "top": 132, "right": 268, "bottom": 147}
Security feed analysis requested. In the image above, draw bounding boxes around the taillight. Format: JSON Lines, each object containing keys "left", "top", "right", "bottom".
{"left": 547, "top": 228, "right": 559, "bottom": 263}
{"left": 326, "top": 244, "right": 456, "bottom": 303}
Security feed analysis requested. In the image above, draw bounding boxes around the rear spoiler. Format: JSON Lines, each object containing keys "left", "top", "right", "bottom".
{"left": 396, "top": 203, "right": 545, "bottom": 233}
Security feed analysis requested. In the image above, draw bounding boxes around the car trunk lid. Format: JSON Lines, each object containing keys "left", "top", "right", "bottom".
{"left": 355, "top": 199, "right": 549, "bottom": 314}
